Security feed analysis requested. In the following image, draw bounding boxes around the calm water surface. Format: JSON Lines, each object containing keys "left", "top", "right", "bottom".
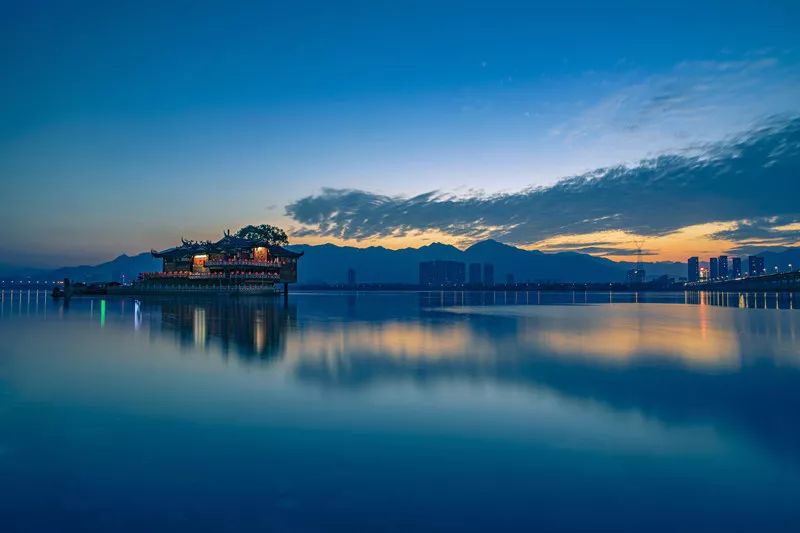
{"left": 1, "top": 290, "right": 799, "bottom": 532}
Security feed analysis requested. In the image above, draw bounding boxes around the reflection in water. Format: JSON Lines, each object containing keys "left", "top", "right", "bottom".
{"left": 1, "top": 290, "right": 800, "bottom": 531}
{"left": 523, "top": 307, "right": 741, "bottom": 367}
{"left": 286, "top": 321, "right": 486, "bottom": 361}
{"left": 684, "top": 290, "right": 797, "bottom": 309}
{"left": 134, "top": 299, "right": 142, "bottom": 330}
{"left": 1, "top": 290, "right": 797, "bottom": 371}
{"left": 145, "top": 297, "right": 297, "bottom": 363}
{"left": 414, "top": 289, "right": 799, "bottom": 310}
{"left": 282, "top": 295, "right": 800, "bottom": 466}
{"left": 192, "top": 306, "right": 206, "bottom": 347}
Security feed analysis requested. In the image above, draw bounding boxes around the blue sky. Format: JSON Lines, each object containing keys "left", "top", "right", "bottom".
{"left": 1, "top": 1, "right": 799, "bottom": 265}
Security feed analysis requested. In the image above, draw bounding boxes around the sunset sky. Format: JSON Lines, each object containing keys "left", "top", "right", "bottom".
{"left": 2, "top": 1, "right": 799, "bottom": 266}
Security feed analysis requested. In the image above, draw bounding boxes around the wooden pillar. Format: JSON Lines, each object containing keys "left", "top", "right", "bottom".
{"left": 283, "top": 282, "right": 289, "bottom": 301}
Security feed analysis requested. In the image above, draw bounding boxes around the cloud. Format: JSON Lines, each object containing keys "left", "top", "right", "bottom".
{"left": 555, "top": 56, "right": 800, "bottom": 153}
{"left": 711, "top": 215, "right": 800, "bottom": 254}
{"left": 538, "top": 244, "right": 658, "bottom": 257}
{"left": 530, "top": 54, "right": 800, "bottom": 191}
{"left": 525, "top": 239, "right": 658, "bottom": 257}
{"left": 286, "top": 116, "right": 800, "bottom": 247}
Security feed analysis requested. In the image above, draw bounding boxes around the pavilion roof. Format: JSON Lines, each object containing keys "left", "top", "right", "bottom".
{"left": 152, "top": 233, "right": 303, "bottom": 259}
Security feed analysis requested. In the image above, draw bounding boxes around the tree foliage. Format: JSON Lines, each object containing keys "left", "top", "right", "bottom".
{"left": 235, "top": 224, "right": 289, "bottom": 246}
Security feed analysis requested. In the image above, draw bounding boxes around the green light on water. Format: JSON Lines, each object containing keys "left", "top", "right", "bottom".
{"left": 100, "top": 299, "right": 106, "bottom": 327}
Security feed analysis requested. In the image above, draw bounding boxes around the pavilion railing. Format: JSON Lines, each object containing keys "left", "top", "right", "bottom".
{"left": 140, "top": 271, "right": 280, "bottom": 281}
{"left": 205, "top": 259, "right": 281, "bottom": 268}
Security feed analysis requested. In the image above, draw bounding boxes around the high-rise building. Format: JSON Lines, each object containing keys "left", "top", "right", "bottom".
{"left": 748, "top": 256, "right": 765, "bottom": 277}
{"left": 483, "top": 263, "right": 495, "bottom": 287}
{"left": 419, "top": 260, "right": 466, "bottom": 286}
{"left": 718, "top": 255, "right": 728, "bottom": 279}
{"left": 505, "top": 273, "right": 515, "bottom": 286}
{"left": 347, "top": 268, "right": 356, "bottom": 286}
{"left": 687, "top": 257, "right": 699, "bottom": 282}
{"left": 468, "top": 263, "right": 482, "bottom": 285}
{"left": 709, "top": 257, "right": 719, "bottom": 279}
{"left": 732, "top": 257, "right": 742, "bottom": 278}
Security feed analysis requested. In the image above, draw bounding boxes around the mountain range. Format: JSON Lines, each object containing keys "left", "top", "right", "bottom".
{"left": 3, "top": 240, "right": 799, "bottom": 285}
{"left": 289, "top": 240, "right": 680, "bottom": 284}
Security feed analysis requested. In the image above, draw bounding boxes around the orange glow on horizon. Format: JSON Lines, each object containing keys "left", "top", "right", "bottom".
{"left": 287, "top": 221, "right": 772, "bottom": 262}
{"left": 290, "top": 229, "right": 466, "bottom": 251}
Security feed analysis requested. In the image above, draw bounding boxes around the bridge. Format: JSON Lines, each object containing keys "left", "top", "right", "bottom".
{"left": 685, "top": 271, "right": 800, "bottom": 292}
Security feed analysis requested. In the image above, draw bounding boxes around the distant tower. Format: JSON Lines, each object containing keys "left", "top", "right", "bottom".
{"left": 418, "top": 260, "right": 465, "bottom": 287}
{"left": 709, "top": 257, "right": 719, "bottom": 279}
{"left": 633, "top": 239, "right": 644, "bottom": 270}
{"left": 469, "top": 263, "right": 482, "bottom": 285}
{"left": 732, "top": 257, "right": 742, "bottom": 278}
{"left": 748, "top": 256, "right": 765, "bottom": 277}
{"left": 483, "top": 263, "right": 495, "bottom": 287}
{"left": 628, "top": 239, "right": 646, "bottom": 284}
{"left": 347, "top": 268, "right": 356, "bottom": 287}
{"left": 718, "top": 255, "right": 729, "bottom": 279}
{"left": 687, "top": 257, "right": 700, "bottom": 282}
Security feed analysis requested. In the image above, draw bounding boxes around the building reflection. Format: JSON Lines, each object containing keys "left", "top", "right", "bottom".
{"left": 686, "top": 290, "right": 796, "bottom": 309}
{"left": 419, "top": 290, "right": 799, "bottom": 310}
{"left": 137, "top": 290, "right": 798, "bottom": 462}
{"left": 143, "top": 297, "right": 296, "bottom": 363}
{"left": 2, "top": 290, "right": 799, "bottom": 462}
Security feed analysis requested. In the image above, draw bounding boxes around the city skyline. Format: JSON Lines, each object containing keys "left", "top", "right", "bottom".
{"left": 2, "top": 1, "right": 800, "bottom": 267}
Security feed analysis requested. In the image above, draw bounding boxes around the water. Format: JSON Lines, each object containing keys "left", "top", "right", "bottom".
{"left": 1, "top": 290, "right": 799, "bottom": 532}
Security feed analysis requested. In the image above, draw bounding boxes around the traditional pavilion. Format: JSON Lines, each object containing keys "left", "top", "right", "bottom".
{"left": 138, "top": 231, "right": 303, "bottom": 294}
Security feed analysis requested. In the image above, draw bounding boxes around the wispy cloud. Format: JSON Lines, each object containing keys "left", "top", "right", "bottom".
{"left": 711, "top": 216, "right": 800, "bottom": 254}
{"left": 535, "top": 243, "right": 658, "bottom": 257}
{"left": 551, "top": 55, "right": 800, "bottom": 163}
{"left": 286, "top": 116, "right": 800, "bottom": 250}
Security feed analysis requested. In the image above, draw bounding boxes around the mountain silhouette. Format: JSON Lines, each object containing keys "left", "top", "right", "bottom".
{"left": 287, "top": 240, "right": 679, "bottom": 284}
{"left": 2, "top": 253, "right": 161, "bottom": 283}
{"left": 6, "top": 240, "right": 795, "bottom": 285}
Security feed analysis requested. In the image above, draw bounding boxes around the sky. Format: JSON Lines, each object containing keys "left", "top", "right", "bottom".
{"left": 1, "top": 0, "right": 799, "bottom": 266}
